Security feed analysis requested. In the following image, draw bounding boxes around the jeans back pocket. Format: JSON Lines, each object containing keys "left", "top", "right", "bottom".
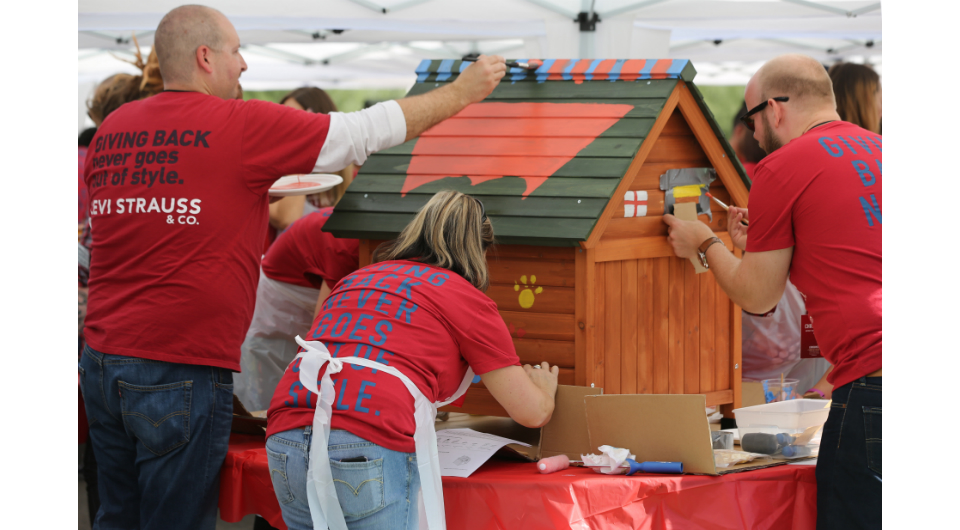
{"left": 330, "top": 458, "right": 386, "bottom": 520}
{"left": 863, "top": 406, "right": 881, "bottom": 476}
{"left": 119, "top": 380, "right": 192, "bottom": 456}
{"left": 266, "top": 447, "right": 296, "bottom": 505}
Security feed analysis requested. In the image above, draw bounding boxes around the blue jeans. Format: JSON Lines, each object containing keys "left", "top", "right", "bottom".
{"left": 266, "top": 427, "right": 421, "bottom": 530}
{"left": 79, "top": 345, "right": 234, "bottom": 530}
{"left": 816, "top": 376, "right": 881, "bottom": 529}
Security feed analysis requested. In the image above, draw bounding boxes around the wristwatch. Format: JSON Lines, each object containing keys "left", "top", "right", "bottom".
{"left": 697, "top": 236, "right": 723, "bottom": 269}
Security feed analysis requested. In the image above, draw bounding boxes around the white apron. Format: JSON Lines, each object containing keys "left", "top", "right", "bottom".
{"left": 293, "top": 336, "right": 474, "bottom": 530}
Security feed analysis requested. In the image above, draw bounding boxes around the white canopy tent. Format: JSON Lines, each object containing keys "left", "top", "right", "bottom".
{"left": 78, "top": 0, "right": 882, "bottom": 130}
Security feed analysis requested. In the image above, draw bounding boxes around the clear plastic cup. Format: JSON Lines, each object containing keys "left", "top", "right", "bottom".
{"left": 762, "top": 378, "right": 801, "bottom": 403}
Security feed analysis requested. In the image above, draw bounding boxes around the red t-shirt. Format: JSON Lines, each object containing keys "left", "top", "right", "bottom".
{"left": 266, "top": 260, "right": 520, "bottom": 453}
{"left": 747, "top": 121, "right": 881, "bottom": 389}
{"left": 260, "top": 208, "right": 359, "bottom": 289}
{"left": 79, "top": 146, "right": 89, "bottom": 223}
{"left": 83, "top": 91, "right": 330, "bottom": 371}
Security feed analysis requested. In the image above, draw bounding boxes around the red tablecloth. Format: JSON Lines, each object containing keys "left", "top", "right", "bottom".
{"left": 220, "top": 434, "right": 817, "bottom": 530}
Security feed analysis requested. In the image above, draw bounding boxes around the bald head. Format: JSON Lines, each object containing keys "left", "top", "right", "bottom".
{"left": 154, "top": 5, "right": 229, "bottom": 84}
{"left": 752, "top": 54, "right": 835, "bottom": 110}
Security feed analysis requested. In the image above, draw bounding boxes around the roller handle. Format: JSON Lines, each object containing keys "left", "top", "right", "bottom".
{"left": 626, "top": 459, "right": 684, "bottom": 475}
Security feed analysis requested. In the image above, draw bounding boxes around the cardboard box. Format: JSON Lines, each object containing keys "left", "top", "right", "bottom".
{"left": 437, "top": 385, "right": 602, "bottom": 461}
{"left": 585, "top": 394, "right": 796, "bottom": 475}
{"left": 439, "top": 386, "right": 803, "bottom": 475}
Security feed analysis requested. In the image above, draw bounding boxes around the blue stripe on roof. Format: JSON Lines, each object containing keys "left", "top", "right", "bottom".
{"left": 511, "top": 59, "right": 531, "bottom": 81}
{"left": 561, "top": 59, "right": 577, "bottom": 81}
{"left": 638, "top": 60, "right": 656, "bottom": 77}
{"left": 416, "top": 73, "right": 429, "bottom": 82}
{"left": 436, "top": 59, "right": 455, "bottom": 81}
{"left": 666, "top": 59, "right": 687, "bottom": 77}
{"left": 458, "top": 61, "right": 470, "bottom": 73}
{"left": 535, "top": 59, "right": 555, "bottom": 83}
{"left": 584, "top": 59, "right": 604, "bottom": 81}
{"left": 607, "top": 59, "right": 626, "bottom": 82}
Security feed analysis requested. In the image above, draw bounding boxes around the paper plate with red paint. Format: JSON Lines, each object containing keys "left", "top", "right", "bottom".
{"left": 269, "top": 174, "right": 342, "bottom": 197}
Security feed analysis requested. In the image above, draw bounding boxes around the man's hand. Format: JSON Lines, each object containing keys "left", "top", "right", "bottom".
{"left": 451, "top": 55, "right": 507, "bottom": 106}
{"left": 663, "top": 214, "right": 717, "bottom": 259}
{"left": 728, "top": 206, "right": 749, "bottom": 250}
{"left": 523, "top": 362, "right": 560, "bottom": 399}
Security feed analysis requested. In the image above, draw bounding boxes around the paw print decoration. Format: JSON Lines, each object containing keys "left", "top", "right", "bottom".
{"left": 514, "top": 275, "right": 543, "bottom": 309}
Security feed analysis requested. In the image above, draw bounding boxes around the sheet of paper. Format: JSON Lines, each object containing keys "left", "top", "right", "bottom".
{"left": 437, "top": 428, "right": 530, "bottom": 478}
{"left": 788, "top": 458, "right": 818, "bottom": 466}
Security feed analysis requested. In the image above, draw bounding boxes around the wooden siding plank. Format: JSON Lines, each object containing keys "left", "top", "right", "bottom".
{"left": 486, "top": 283, "right": 575, "bottom": 314}
{"left": 360, "top": 155, "right": 632, "bottom": 178}
{"left": 507, "top": 99, "right": 668, "bottom": 119}
{"left": 653, "top": 257, "right": 670, "bottom": 394}
{"left": 637, "top": 259, "right": 654, "bottom": 394}
{"left": 337, "top": 194, "right": 607, "bottom": 219}
{"left": 379, "top": 137, "right": 644, "bottom": 158}
{"left": 593, "top": 261, "right": 605, "bottom": 388}
{"left": 630, "top": 161, "right": 714, "bottom": 190}
{"left": 683, "top": 259, "right": 701, "bottom": 394}
{"left": 596, "top": 233, "right": 733, "bottom": 262}
{"left": 621, "top": 260, "right": 638, "bottom": 394}
{"left": 358, "top": 240, "right": 372, "bottom": 268}
{"left": 659, "top": 110, "right": 696, "bottom": 136}
{"left": 731, "top": 250, "right": 743, "bottom": 410}
{"left": 406, "top": 79, "right": 678, "bottom": 100}
{"left": 488, "top": 258, "right": 575, "bottom": 287}
{"left": 499, "top": 311, "right": 575, "bottom": 341}
{"left": 343, "top": 175, "right": 621, "bottom": 198}
{"left": 575, "top": 248, "right": 588, "bottom": 386}
{"left": 644, "top": 135, "right": 709, "bottom": 163}
{"left": 513, "top": 338, "right": 576, "bottom": 367}
{"left": 603, "top": 261, "right": 621, "bottom": 394}
{"left": 583, "top": 83, "right": 682, "bottom": 249}
{"left": 668, "top": 257, "right": 685, "bottom": 394}
{"left": 715, "top": 279, "right": 731, "bottom": 392}
{"left": 489, "top": 245, "right": 576, "bottom": 260}
{"left": 601, "top": 212, "right": 728, "bottom": 239}
{"left": 704, "top": 389, "right": 734, "bottom": 407}
{"left": 699, "top": 271, "right": 717, "bottom": 393}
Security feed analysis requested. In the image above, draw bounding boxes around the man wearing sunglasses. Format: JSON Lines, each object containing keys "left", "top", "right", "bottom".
{"left": 664, "top": 54, "right": 881, "bottom": 530}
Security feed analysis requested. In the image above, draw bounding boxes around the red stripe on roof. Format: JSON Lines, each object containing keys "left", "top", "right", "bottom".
{"left": 547, "top": 59, "right": 570, "bottom": 80}
{"left": 619, "top": 59, "right": 647, "bottom": 81}
{"left": 650, "top": 59, "right": 673, "bottom": 79}
{"left": 590, "top": 59, "right": 618, "bottom": 80}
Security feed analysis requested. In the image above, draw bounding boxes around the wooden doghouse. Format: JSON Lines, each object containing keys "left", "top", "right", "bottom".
{"left": 326, "top": 58, "right": 750, "bottom": 416}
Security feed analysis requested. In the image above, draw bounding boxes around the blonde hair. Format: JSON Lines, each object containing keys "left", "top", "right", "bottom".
{"left": 372, "top": 191, "right": 494, "bottom": 291}
{"left": 87, "top": 73, "right": 141, "bottom": 126}
{"left": 829, "top": 63, "right": 881, "bottom": 134}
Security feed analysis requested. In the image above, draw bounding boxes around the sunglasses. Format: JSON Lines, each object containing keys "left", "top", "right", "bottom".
{"left": 740, "top": 96, "right": 789, "bottom": 131}
{"left": 472, "top": 196, "right": 487, "bottom": 223}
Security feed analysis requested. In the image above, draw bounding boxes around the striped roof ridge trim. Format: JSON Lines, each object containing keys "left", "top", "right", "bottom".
{"left": 415, "top": 59, "right": 694, "bottom": 83}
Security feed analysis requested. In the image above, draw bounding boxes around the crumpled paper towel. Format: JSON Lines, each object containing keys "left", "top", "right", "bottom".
{"left": 581, "top": 445, "right": 636, "bottom": 474}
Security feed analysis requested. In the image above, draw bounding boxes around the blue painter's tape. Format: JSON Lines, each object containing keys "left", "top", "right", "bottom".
{"left": 436, "top": 59, "right": 455, "bottom": 82}
{"left": 414, "top": 59, "right": 432, "bottom": 74}
{"left": 607, "top": 59, "right": 626, "bottom": 82}
{"left": 666, "top": 59, "right": 687, "bottom": 78}
{"left": 584, "top": 59, "right": 604, "bottom": 81}
{"left": 458, "top": 61, "right": 470, "bottom": 72}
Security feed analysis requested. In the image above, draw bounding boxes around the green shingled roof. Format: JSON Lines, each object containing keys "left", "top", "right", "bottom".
{"left": 325, "top": 59, "right": 748, "bottom": 246}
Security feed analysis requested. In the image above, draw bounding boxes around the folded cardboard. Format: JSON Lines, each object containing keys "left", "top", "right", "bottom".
{"left": 437, "top": 384, "right": 602, "bottom": 461}
{"left": 584, "top": 394, "right": 800, "bottom": 475}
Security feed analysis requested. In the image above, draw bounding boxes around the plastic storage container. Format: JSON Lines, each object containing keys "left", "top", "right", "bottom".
{"left": 732, "top": 399, "right": 830, "bottom": 438}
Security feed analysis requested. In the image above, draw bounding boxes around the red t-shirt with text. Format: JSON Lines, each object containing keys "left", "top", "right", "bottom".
{"left": 266, "top": 260, "right": 520, "bottom": 453}
{"left": 83, "top": 91, "right": 330, "bottom": 370}
{"left": 747, "top": 121, "right": 881, "bottom": 388}
{"left": 260, "top": 208, "right": 359, "bottom": 289}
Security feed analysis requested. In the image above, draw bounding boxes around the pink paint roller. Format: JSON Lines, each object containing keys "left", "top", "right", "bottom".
{"left": 537, "top": 455, "right": 571, "bottom": 474}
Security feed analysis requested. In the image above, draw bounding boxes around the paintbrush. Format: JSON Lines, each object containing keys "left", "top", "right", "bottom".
{"left": 705, "top": 192, "right": 748, "bottom": 226}
{"left": 461, "top": 53, "right": 539, "bottom": 71}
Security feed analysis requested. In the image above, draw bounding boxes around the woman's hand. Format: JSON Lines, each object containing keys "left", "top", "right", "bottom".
{"left": 481, "top": 362, "right": 559, "bottom": 428}
{"left": 523, "top": 362, "right": 559, "bottom": 401}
